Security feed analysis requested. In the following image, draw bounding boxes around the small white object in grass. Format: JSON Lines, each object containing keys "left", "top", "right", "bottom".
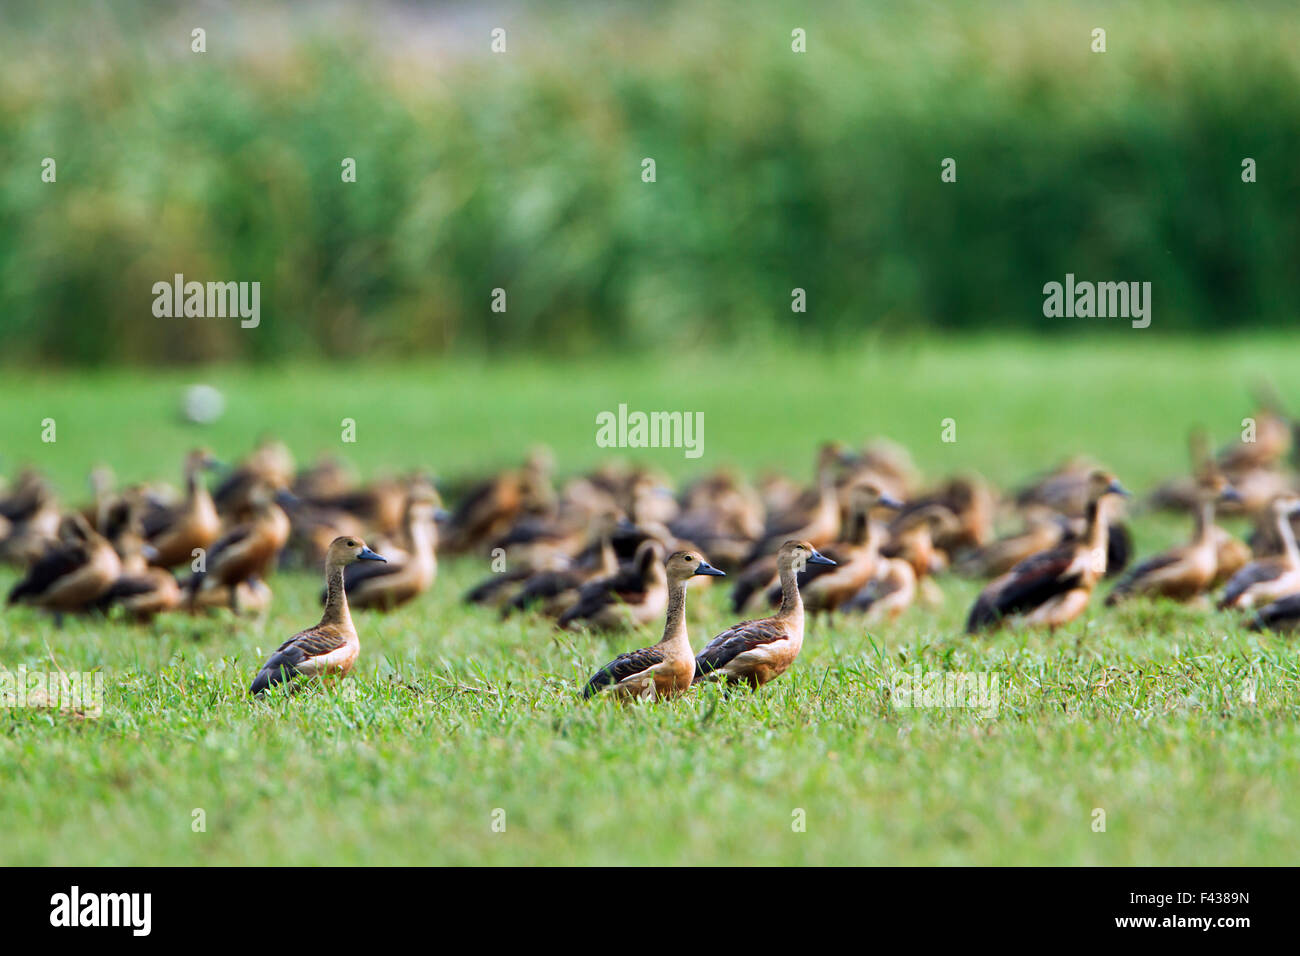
{"left": 183, "top": 384, "right": 225, "bottom": 424}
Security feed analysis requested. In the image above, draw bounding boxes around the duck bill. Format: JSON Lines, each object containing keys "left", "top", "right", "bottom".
{"left": 878, "top": 492, "right": 904, "bottom": 510}
{"left": 694, "top": 560, "right": 726, "bottom": 577}
{"left": 1219, "top": 487, "right": 1244, "bottom": 505}
{"left": 1107, "top": 480, "right": 1132, "bottom": 498}
{"left": 433, "top": 507, "right": 452, "bottom": 522}
{"left": 807, "top": 550, "right": 836, "bottom": 566}
{"left": 358, "top": 547, "right": 387, "bottom": 562}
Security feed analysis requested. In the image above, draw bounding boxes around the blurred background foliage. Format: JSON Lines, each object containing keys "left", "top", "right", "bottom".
{"left": 0, "top": 0, "right": 1297, "bottom": 366}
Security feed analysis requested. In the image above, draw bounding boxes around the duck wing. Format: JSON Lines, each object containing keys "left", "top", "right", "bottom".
{"left": 1218, "top": 559, "right": 1286, "bottom": 609}
{"left": 558, "top": 567, "right": 646, "bottom": 627}
{"left": 1104, "top": 551, "right": 1184, "bottom": 605}
{"left": 464, "top": 567, "right": 531, "bottom": 605}
{"left": 1249, "top": 592, "right": 1300, "bottom": 632}
{"left": 250, "top": 625, "right": 347, "bottom": 695}
{"left": 965, "top": 545, "right": 1081, "bottom": 632}
{"left": 694, "top": 618, "right": 787, "bottom": 679}
{"left": 583, "top": 646, "right": 665, "bottom": 698}
{"left": 7, "top": 543, "right": 84, "bottom": 603}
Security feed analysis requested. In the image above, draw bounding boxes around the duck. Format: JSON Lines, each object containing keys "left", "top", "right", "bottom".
{"left": 335, "top": 494, "right": 441, "bottom": 611}
{"left": 558, "top": 539, "right": 668, "bottom": 632}
{"left": 7, "top": 514, "right": 122, "bottom": 621}
{"left": 582, "top": 550, "right": 725, "bottom": 701}
{"left": 744, "top": 443, "right": 847, "bottom": 562}
{"left": 501, "top": 533, "right": 619, "bottom": 619}
{"left": 966, "top": 470, "right": 1129, "bottom": 633}
{"left": 1218, "top": 386, "right": 1293, "bottom": 474}
{"left": 1014, "top": 457, "right": 1103, "bottom": 514}
{"left": 1218, "top": 494, "right": 1300, "bottom": 610}
{"left": 668, "top": 469, "right": 765, "bottom": 571}
{"left": 1105, "top": 476, "right": 1240, "bottom": 606}
{"left": 308, "top": 474, "right": 411, "bottom": 542}
{"left": 213, "top": 438, "right": 294, "bottom": 519}
{"left": 185, "top": 484, "right": 291, "bottom": 614}
{"left": 845, "top": 554, "right": 916, "bottom": 624}
{"left": 93, "top": 502, "right": 181, "bottom": 621}
{"left": 279, "top": 493, "right": 369, "bottom": 571}
{"left": 765, "top": 483, "right": 902, "bottom": 613}
{"left": 693, "top": 539, "right": 835, "bottom": 689}
{"left": 191, "top": 579, "right": 273, "bottom": 616}
{"left": 292, "top": 455, "right": 356, "bottom": 501}
{"left": 443, "top": 449, "right": 557, "bottom": 554}
{"left": 896, "top": 474, "right": 994, "bottom": 557}
{"left": 846, "top": 504, "right": 956, "bottom": 620}
{"left": 249, "top": 536, "right": 386, "bottom": 696}
{"left": 843, "top": 438, "right": 917, "bottom": 502}
{"left": 1246, "top": 592, "right": 1300, "bottom": 635}
{"left": 954, "top": 506, "right": 1068, "bottom": 579}
{"left": 143, "top": 449, "right": 222, "bottom": 568}
{"left": 884, "top": 503, "right": 959, "bottom": 583}
{"left": 0, "top": 469, "right": 62, "bottom": 565}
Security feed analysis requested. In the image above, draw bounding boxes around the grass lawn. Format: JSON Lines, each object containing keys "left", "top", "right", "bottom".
{"left": 2, "top": 336, "right": 1299, "bottom": 865}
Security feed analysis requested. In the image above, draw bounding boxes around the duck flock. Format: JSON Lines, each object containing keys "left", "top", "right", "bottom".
{"left": 3, "top": 391, "right": 1300, "bottom": 701}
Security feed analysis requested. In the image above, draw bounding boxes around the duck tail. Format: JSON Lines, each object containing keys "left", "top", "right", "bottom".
{"left": 964, "top": 594, "right": 999, "bottom": 634}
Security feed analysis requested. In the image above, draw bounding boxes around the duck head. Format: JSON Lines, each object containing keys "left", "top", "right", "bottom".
{"left": 779, "top": 539, "right": 836, "bottom": 573}
{"left": 1203, "top": 473, "right": 1243, "bottom": 505}
{"left": 1086, "top": 469, "right": 1130, "bottom": 502}
{"left": 665, "top": 550, "right": 726, "bottom": 582}
{"left": 850, "top": 481, "right": 904, "bottom": 514}
{"left": 326, "top": 535, "right": 386, "bottom": 569}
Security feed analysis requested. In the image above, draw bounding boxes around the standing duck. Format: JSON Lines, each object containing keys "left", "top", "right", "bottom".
{"left": 1218, "top": 494, "right": 1300, "bottom": 611}
{"left": 7, "top": 514, "right": 121, "bottom": 621}
{"left": 582, "top": 551, "right": 725, "bottom": 701}
{"left": 249, "top": 536, "right": 386, "bottom": 696}
{"left": 846, "top": 505, "right": 957, "bottom": 621}
{"left": 966, "top": 471, "right": 1129, "bottom": 634}
{"left": 186, "top": 484, "right": 291, "bottom": 614}
{"left": 693, "top": 539, "right": 835, "bottom": 689}
{"left": 1105, "top": 476, "right": 1240, "bottom": 606}
{"left": 765, "top": 483, "right": 902, "bottom": 613}
{"left": 336, "top": 494, "right": 441, "bottom": 611}
{"left": 143, "top": 449, "right": 222, "bottom": 568}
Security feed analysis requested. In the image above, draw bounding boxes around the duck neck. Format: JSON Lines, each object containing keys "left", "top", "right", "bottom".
{"left": 1277, "top": 509, "right": 1300, "bottom": 568}
{"left": 1085, "top": 495, "right": 1112, "bottom": 555}
{"left": 659, "top": 577, "right": 690, "bottom": 650}
{"left": 846, "top": 508, "right": 871, "bottom": 546}
{"left": 184, "top": 463, "right": 201, "bottom": 502}
{"left": 776, "top": 559, "right": 803, "bottom": 621}
{"left": 321, "top": 561, "right": 352, "bottom": 629}
{"left": 411, "top": 514, "right": 436, "bottom": 567}
{"left": 1193, "top": 498, "right": 1215, "bottom": 547}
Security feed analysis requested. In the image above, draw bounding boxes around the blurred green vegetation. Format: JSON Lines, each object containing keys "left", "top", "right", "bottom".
{"left": 1, "top": 0, "right": 1297, "bottom": 365}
